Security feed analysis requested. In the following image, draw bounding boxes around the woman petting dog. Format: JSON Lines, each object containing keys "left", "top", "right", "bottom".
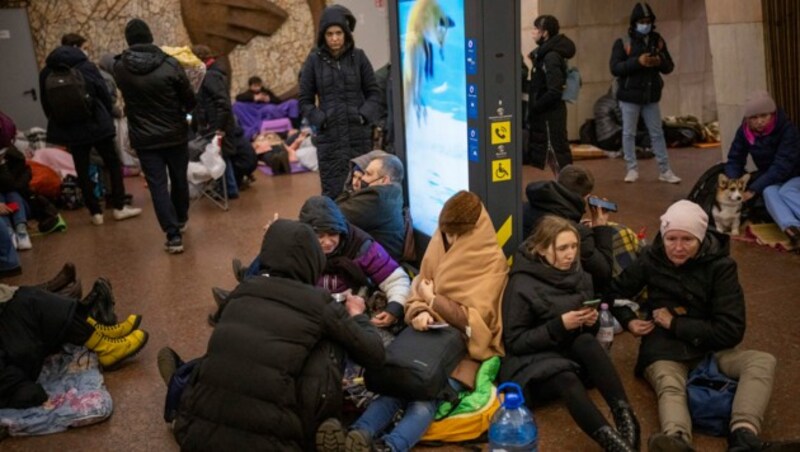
{"left": 724, "top": 90, "right": 800, "bottom": 250}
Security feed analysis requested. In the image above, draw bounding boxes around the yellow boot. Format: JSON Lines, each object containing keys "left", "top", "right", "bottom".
{"left": 87, "top": 315, "right": 142, "bottom": 338}
{"left": 84, "top": 329, "right": 149, "bottom": 370}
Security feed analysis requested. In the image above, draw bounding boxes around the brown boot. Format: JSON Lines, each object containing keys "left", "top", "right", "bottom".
{"left": 36, "top": 262, "right": 76, "bottom": 292}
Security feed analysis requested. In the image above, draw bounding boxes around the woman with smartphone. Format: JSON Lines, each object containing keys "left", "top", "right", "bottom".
{"left": 500, "top": 215, "right": 640, "bottom": 452}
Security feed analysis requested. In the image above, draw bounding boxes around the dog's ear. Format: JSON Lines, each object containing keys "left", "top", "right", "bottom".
{"left": 718, "top": 173, "right": 729, "bottom": 187}
{"left": 740, "top": 172, "right": 751, "bottom": 186}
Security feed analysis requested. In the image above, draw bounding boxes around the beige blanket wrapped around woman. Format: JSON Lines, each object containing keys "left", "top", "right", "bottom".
{"left": 405, "top": 207, "right": 508, "bottom": 361}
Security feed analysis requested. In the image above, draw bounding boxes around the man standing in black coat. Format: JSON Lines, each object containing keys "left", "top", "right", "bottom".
{"left": 609, "top": 2, "right": 681, "bottom": 184}
{"left": 527, "top": 15, "right": 575, "bottom": 170}
{"left": 299, "top": 5, "right": 383, "bottom": 199}
{"left": 114, "top": 19, "right": 196, "bottom": 254}
{"left": 39, "top": 33, "right": 141, "bottom": 226}
{"left": 173, "top": 220, "right": 384, "bottom": 451}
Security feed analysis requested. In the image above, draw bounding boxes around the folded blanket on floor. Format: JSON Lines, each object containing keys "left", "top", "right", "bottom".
{"left": 0, "top": 345, "right": 113, "bottom": 436}
{"left": 258, "top": 161, "right": 309, "bottom": 176}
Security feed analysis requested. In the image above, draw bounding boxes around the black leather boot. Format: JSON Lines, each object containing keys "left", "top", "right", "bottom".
{"left": 611, "top": 400, "right": 641, "bottom": 451}
{"left": 56, "top": 278, "right": 83, "bottom": 299}
{"left": 592, "top": 426, "right": 635, "bottom": 452}
{"left": 232, "top": 258, "right": 245, "bottom": 283}
{"left": 36, "top": 262, "right": 76, "bottom": 292}
{"left": 80, "top": 278, "right": 117, "bottom": 325}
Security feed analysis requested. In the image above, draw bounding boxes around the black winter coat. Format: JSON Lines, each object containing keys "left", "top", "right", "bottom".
{"left": 113, "top": 44, "right": 196, "bottom": 151}
{"left": 195, "top": 61, "right": 238, "bottom": 157}
{"left": 299, "top": 7, "right": 382, "bottom": 198}
{"left": 499, "top": 244, "right": 596, "bottom": 387}
{"left": 522, "top": 181, "right": 614, "bottom": 293}
{"left": 174, "top": 220, "right": 384, "bottom": 451}
{"left": 39, "top": 46, "right": 116, "bottom": 147}
{"left": 608, "top": 231, "right": 745, "bottom": 375}
{"left": 337, "top": 184, "right": 405, "bottom": 261}
{"left": 0, "top": 288, "right": 76, "bottom": 409}
{"left": 609, "top": 29, "right": 674, "bottom": 105}
{"left": 0, "top": 146, "right": 32, "bottom": 195}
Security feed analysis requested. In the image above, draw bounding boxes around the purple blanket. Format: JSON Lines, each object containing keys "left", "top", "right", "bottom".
{"left": 233, "top": 100, "right": 300, "bottom": 140}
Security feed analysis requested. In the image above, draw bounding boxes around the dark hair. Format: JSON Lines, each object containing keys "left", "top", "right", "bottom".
{"left": 373, "top": 155, "right": 404, "bottom": 184}
{"left": 248, "top": 76, "right": 263, "bottom": 86}
{"left": 533, "top": 15, "right": 560, "bottom": 37}
{"left": 558, "top": 164, "right": 594, "bottom": 198}
{"left": 61, "top": 33, "right": 87, "bottom": 47}
{"left": 191, "top": 44, "right": 215, "bottom": 61}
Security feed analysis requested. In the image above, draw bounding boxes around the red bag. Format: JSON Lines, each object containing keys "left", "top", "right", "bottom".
{"left": 28, "top": 161, "right": 62, "bottom": 200}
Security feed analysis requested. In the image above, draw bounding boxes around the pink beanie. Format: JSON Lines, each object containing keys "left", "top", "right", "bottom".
{"left": 742, "top": 90, "right": 776, "bottom": 118}
{"left": 660, "top": 200, "right": 708, "bottom": 241}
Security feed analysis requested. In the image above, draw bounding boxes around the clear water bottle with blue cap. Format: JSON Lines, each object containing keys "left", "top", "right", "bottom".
{"left": 488, "top": 382, "right": 538, "bottom": 451}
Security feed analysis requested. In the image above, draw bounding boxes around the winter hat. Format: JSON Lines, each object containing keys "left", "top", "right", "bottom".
{"left": 630, "top": 2, "right": 657, "bottom": 24}
{"left": 125, "top": 19, "right": 153, "bottom": 46}
{"left": 659, "top": 200, "right": 708, "bottom": 242}
{"left": 533, "top": 15, "right": 560, "bottom": 37}
{"left": 742, "top": 90, "right": 777, "bottom": 118}
{"left": 439, "top": 191, "right": 482, "bottom": 235}
{"left": 298, "top": 196, "right": 349, "bottom": 235}
{"left": 0, "top": 111, "right": 16, "bottom": 150}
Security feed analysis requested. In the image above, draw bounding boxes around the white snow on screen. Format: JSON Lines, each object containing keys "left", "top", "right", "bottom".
{"left": 432, "top": 82, "right": 449, "bottom": 94}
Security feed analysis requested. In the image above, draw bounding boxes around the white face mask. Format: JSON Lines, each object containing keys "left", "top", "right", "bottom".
{"left": 636, "top": 23, "right": 652, "bottom": 35}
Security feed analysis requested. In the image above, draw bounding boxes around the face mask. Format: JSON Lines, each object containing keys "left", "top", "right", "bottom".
{"left": 636, "top": 23, "right": 652, "bottom": 35}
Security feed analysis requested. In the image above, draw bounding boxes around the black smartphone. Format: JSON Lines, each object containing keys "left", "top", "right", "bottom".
{"left": 588, "top": 196, "right": 619, "bottom": 212}
{"left": 583, "top": 299, "right": 601, "bottom": 308}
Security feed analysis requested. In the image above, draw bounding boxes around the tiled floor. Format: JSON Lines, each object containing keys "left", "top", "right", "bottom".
{"left": 3, "top": 146, "right": 799, "bottom": 451}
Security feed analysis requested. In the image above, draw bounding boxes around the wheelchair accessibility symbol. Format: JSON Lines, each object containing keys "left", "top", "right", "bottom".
{"left": 492, "top": 159, "right": 512, "bottom": 182}
{"left": 491, "top": 121, "right": 511, "bottom": 145}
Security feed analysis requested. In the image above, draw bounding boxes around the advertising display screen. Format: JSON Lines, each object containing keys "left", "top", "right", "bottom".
{"left": 397, "top": 0, "right": 468, "bottom": 236}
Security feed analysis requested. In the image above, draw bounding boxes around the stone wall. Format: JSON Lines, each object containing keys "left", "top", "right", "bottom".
{"left": 26, "top": 0, "right": 320, "bottom": 97}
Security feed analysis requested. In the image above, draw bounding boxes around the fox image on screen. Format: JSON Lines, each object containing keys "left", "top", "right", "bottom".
{"left": 403, "top": 0, "right": 455, "bottom": 123}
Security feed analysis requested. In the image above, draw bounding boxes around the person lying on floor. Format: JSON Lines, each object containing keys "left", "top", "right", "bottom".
{"left": 0, "top": 282, "right": 147, "bottom": 409}
{"left": 223, "top": 196, "right": 410, "bottom": 328}
{"left": 251, "top": 131, "right": 318, "bottom": 174}
{"left": 164, "top": 219, "right": 384, "bottom": 451}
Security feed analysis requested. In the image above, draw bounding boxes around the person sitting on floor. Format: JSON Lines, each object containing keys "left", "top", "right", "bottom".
{"left": 500, "top": 215, "right": 640, "bottom": 451}
{"left": 522, "top": 164, "right": 615, "bottom": 293}
{"left": 317, "top": 191, "right": 508, "bottom": 452}
{"left": 233, "top": 75, "right": 302, "bottom": 133}
{"left": 227, "top": 196, "right": 410, "bottom": 329}
{"left": 167, "top": 219, "right": 384, "bottom": 451}
{"left": 0, "top": 282, "right": 147, "bottom": 408}
{"left": 336, "top": 154, "right": 405, "bottom": 261}
{"left": 608, "top": 200, "right": 778, "bottom": 452}
{"left": 0, "top": 118, "right": 33, "bottom": 251}
{"left": 724, "top": 90, "right": 800, "bottom": 249}
{"left": 235, "top": 76, "right": 281, "bottom": 104}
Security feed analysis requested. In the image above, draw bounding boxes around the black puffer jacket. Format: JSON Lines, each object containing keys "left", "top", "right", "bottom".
{"left": 39, "top": 45, "right": 115, "bottom": 146}
{"left": 0, "top": 146, "right": 32, "bottom": 194}
{"left": 609, "top": 231, "right": 745, "bottom": 375}
{"left": 522, "top": 181, "right": 614, "bottom": 293}
{"left": 528, "top": 34, "right": 576, "bottom": 116}
{"left": 113, "top": 44, "right": 196, "bottom": 151}
{"left": 194, "top": 61, "right": 235, "bottom": 137}
{"left": 173, "top": 220, "right": 384, "bottom": 451}
{"left": 609, "top": 3, "right": 674, "bottom": 105}
{"left": 337, "top": 184, "right": 405, "bottom": 261}
{"left": 499, "top": 243, "right": 596, "bottom": 387}
{"left": 0, "top": 288, "right": 76, "bottom": 409}
{"left": 299, "top": 6, "right": 382, "bottom": 198}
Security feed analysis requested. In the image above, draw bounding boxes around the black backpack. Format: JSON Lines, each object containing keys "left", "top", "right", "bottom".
{"left": 365, "top": 326, "right": 466, "bottom": 401}
{"left": 45, "top": 64, "right": 94, "bottom": 124}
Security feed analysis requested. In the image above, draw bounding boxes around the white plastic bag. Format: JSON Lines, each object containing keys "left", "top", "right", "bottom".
{"left": 200, "top": 138, "right": 226, "bottom": 179}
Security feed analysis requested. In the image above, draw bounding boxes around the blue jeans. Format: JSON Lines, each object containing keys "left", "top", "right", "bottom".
{"left": 763, "top": 177, "right": 800, "bottom": 230}
{"left": 137, "top": 146, "right": 190, "bottom": 238}
{"left": 619, "top": 101, "right": 671, "bottom": 173}
{"left": 0, "top": 192, "right": 28, "bottom": 230}
{"left": 351, "top": 379, "right": 464, "bottom": 452}
{"left": 223, "top": 157, "right": 239, "bottom": 198}
{"left": 0, "top": 222, "right": 19, "bottom": 272}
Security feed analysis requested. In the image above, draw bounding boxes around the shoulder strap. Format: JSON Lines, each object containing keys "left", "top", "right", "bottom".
{"left": 622, "top": 36, "right": 632, "bottom": 56}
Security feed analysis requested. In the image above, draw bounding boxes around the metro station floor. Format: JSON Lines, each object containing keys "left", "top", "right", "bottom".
{"left": 4, "top": 146, "right": 799, "bottom": 451}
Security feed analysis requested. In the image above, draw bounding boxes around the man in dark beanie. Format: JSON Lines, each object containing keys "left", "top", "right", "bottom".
{"left": 526, "top": 14, "right": 576, "bottom": 171}
{"left": 610, "top": 2, "right": 681, "bottom": 185}
{"left": 114, "top": 18, "right": 196, "bottom": 254}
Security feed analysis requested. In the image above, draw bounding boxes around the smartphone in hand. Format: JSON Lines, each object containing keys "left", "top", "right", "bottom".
{"left": 587, "top": 197, "right": 618, "bottom": 213}
{"left": 583, "top": 299, "right": 601, "bottom": 309}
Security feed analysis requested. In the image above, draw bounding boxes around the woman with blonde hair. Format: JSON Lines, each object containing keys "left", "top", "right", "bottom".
{"left": 500, "top": 215, "right": 640, "bottom": 451}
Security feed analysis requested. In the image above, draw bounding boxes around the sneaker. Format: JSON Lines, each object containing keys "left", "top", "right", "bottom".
{"left": 659, "top": 170, "right": 682, "bottom": 184}
{"left": 624, "top": 169, "right": 639, "bottom": 183}
{"left": 9, "top": 228, "right": 18, "bottom": 249}
{"left": 157, "top": 346, "right": 183, "bottom": 386}
{"left": 113, "top": 205, "right": 142, "bottom": 221}
{"left": 91, "top": 213, "right": 104, "bottom": 225}
{"left": 179, "top": 222, "right": 188, "bottom": 233}
{"left": 165, "top": 235, "right": 184, "bottom": 254}
{"left": 16, "top": 231, "right": 32, "bottom": 250}
{"left": 316, "top": 418, "right": 346, "bottom": 452}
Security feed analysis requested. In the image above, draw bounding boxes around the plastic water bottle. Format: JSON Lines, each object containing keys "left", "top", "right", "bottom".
{"left": 597, "top": 303, "right": 615, "bottom": 353}
{"left": 489, "top": 382, "right": 538, "bottom": 451}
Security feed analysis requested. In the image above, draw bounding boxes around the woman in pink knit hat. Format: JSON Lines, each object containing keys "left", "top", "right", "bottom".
{"left": 724, "top": 90, "right": 800, "bottom": 249}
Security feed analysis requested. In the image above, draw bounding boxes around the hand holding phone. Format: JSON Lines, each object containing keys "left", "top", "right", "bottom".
{"left": 588, "top": 197, "right": 618, "bottom": 213}
{"left": 583, "top": 299, "right": 601, "bottom": 309}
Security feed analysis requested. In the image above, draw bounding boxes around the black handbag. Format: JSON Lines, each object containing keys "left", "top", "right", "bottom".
{"left": 365, "top": 325, "right": 466, "bottom": 401}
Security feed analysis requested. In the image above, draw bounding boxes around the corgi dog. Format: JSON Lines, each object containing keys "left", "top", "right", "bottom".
{"left": 712, "top": 173, "right": 750, "bottom": 235}
{"left": 403, "top": 0, "right": 454, "bottom": 123}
